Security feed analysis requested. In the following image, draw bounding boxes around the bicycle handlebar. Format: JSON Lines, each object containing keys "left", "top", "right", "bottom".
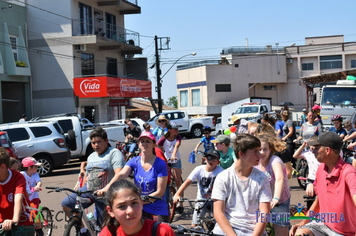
{"left": 141, "top": 195, "right": 162, "bottom": 202}
{"left": 46, "top": 186, "right": 94, "bottom": 195}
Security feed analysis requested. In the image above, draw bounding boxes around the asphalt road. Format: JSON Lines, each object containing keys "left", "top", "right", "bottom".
{"left": 39, "top": 137, "right": 305, "bottom": 235}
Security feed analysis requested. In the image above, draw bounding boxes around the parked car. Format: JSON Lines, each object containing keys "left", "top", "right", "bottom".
{"left": 147, "top": 110, "right": 215, "bottom": 138}
{"left": 0, "top": 131, "right": 18, "bottom": 159}
{"left": 31, "top": 113, "right": 126, "bottom": 161}
{"left": 0, "top": 121, "right": 71, "bottom": 176}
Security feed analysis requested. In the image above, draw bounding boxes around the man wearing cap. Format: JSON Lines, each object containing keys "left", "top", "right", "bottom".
{"left": 290, "top": 132, "right": 356, "bottom": 236}
{"left": 212, "top": 135, "right": 236, "bottom": 169}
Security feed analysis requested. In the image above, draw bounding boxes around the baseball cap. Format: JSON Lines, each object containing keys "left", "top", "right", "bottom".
{"left": 302, "top": 108, "right": 307, "bottom": 112}
{"left": 211, "top": 135, "right": 230, "bottom": 146}
{"left": 308, "top": 132, "right": 343, "bottom": 150}
{"left": 138, "top": 131, "right": 156, "bottom": 143}
{"left": 22, "top": 157, "right": 41, "bottom": 168}
{"left": 167, "top": 122, "right": 182, "bottom": 129}
{"left": 312, "top": 104, "right": 321, "bottom": 110}
{"left": 204, "top": 149, "right": 220, "bottom": 159}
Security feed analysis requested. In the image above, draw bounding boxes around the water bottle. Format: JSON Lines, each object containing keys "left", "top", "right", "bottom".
{"left": 86, "top": 212, "right": 100, "bottom": 231}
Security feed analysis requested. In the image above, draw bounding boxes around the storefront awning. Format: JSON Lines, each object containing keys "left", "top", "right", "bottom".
{"left": 73, "top": 76, "right": 151, "bottom": 98}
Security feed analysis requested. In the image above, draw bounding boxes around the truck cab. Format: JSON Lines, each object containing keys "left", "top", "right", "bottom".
{"left": 230, "top": 102, "right": 269, "bottom": 122}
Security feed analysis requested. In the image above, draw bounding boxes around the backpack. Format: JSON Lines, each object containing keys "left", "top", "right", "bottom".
{"left": 151, "top": 221, "right": 161, "bottom": 236}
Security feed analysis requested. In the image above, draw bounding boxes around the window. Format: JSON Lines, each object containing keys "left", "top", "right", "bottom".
{"left": 180, "top": 90, "right": 188, "bottom": 107}
{"left": 58, "top": 120, "right": 74, "bottom": 133}
{"left": 30, "top": 127, "right": 52, "bottom": 138}
{"left": 320, "top": 55, "right": 342, "bottom": 69}
{"left": 215, "top": 84, "right": 231, "bottom": 92}
{"left": 79, "top": 2, "right": 93, "bottom": 35}
{"left": 81, "top": 53, "right": 94, "bottom": 76}
{"left": 234, "top": 64, "right": 239, "bottom": 67}
{"left": 192, "top": 89, "right": 201, "bottom": 106}
{"left": 351, "top": 60, "right": 356, "bottom": 68}
{"left": 106, "top": 58, "right": 117, "bottom": 77}
{"left": 5, "top": 128, "right": 30, "bottom": 142}
{"left": 105, "top": 13, "right": 116, "bottom": 40}
{"left": 302, "top": 63, "right": 314, "bottom": 71}
{"left": 53, "top": 123, "right": 64, "bottom": 134}
{"left": 9, "top": 36, "right": 17, "bottom": 61}
{"left": 263, "top": 85, "right": 276, "bottom": 90}
{"left": 165, "top": 112, "right": 181, "bottom": 120}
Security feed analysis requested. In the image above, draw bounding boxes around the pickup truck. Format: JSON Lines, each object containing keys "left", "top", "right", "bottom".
{"left": 229, "top": 102, "right": 274, "bottom": 123}
{"left": 31, "top": 113, "right": 126, "bottom": 161}
{"left": 147, "top": 110, "right": 215, "bottom": 138}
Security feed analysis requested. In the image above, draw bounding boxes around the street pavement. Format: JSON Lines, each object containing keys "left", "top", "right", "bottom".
{"left": 39, "top": 137, "right": 306, "bottom": 235}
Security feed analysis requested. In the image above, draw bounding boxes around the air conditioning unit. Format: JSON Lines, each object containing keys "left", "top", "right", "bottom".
{"left": 75, "top": 44, "right": 86, "bottom": 52}
{"left": 286, "top": 58, "right": 293, "bottom": 64}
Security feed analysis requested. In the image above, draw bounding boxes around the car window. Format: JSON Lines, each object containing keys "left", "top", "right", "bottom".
{"left": 0, "top": 133, "right": 10, "bottom": 148}
{"left": 58, "top": 119, "right": 74, "bottom": 133}
{"left": 5, "top": 128, "right": 30, "bottom": 142}
{"left": 132, "top": 120, "right": 139, "bottom": 126}
{"left": 165, "top": 113, "right": 180, "bottom": 120}
{"left": 30, "top": 127, "right": 52, "bottom": 138}
{"left": 178, "top": 112, "right": 185, "bottom": 119}
{"left": 53, "top": 123, "right": 64, "bottom": 134}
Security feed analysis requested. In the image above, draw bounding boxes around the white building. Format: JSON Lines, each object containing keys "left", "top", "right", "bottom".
{"left": 23, "top": 0, "right": 149, "bottom": 123}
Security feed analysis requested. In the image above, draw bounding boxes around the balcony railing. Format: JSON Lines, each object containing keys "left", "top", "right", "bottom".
{"left": 124, "top": 0, "right": 138, "bottom": 5}
{"left": 177, "top": 60, "right": 222, "bottom": 71}
{"left": 72, "top": 18, "right": 140, "bottom": 47}
{"left": 221, "top": 46, "right": 280, "bottom": 55}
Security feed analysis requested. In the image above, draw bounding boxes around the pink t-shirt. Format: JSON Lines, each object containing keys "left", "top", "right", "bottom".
{"left": 256, "top": 155, "right": 291, "bottom": 203}
{"left": 314, "top": 158, "right": 356, "bottom": 236}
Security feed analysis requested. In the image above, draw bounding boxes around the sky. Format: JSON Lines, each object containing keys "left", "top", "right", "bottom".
{"left": 125, "top": 0, "right": 356, "bottom": 102}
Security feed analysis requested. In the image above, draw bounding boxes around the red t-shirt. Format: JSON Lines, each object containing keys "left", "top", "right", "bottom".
{"left": 314, "top": 158, "right": 356, "bottom": 236}
{"left": 155, "top": 147, "right": 171, "bottom": 184}
{"left": 0, "top": 169, "right": 32, "bottom": 226}
{"left": 99, "top": 219, "right": 175, "bottom": 236}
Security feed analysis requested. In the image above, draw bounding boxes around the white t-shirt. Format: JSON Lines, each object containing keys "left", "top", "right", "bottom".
{"left": 301, "top": 150, "right": 320, "bottom": 181}
{"left": 20, "top": 171, "right": 41, "bottom": 201}
{"left": 212, "top": 166, "right": 272, "bottom": 234}
{"left": 162, "top": 139, "right": 181, "bottom": 163}
{"left": 188, "top": 165, "right": 223, "bottom": 199}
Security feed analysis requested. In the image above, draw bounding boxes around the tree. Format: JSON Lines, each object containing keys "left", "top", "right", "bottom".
{"left": 164, "top": 96, "right": 178, "bottom": 108}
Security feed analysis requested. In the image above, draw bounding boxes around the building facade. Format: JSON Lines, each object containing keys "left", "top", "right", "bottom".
{"left": 0, "top": 2, "right": 31, "bottom": 123}
{"left": 24, "top": 0, "right": 148, "bottom": 123}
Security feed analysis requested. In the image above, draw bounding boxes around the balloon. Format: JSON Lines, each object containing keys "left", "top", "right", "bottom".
{"left": 224, "top": 128, "right": 231, "bottom": 135}
{"left": 230, "top": 132, "right": 237, "bottom": 141}
{"left": 230, "top": 126, "right": 237, "bottom": 132}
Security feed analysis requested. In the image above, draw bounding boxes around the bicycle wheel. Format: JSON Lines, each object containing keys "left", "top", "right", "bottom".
{"left": 41, "top": 207, "right": 53, "bottom": 236}
{"left": 168, "top": 186, "right": 177, "bottom": 223}
{"left": 63, "top": 218, "right": 80, "bottom": 236}
{"left": 297, "top": 160, "right": 308, "bottom": 190}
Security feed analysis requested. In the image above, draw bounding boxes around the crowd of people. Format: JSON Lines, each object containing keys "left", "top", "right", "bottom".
{"left": 1, "top": 108, "right": 356, "bottom": 236}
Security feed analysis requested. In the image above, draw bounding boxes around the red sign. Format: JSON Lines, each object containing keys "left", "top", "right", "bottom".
{"left": 109, "top": 99, "right": 130, "bottom": 107}
{"left": 73, "top": 76, "right": 151, "bottom": 98}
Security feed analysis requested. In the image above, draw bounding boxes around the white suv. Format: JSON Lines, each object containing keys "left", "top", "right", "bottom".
{"left": 0, "top": 121, "right": 70, "bottom": 176}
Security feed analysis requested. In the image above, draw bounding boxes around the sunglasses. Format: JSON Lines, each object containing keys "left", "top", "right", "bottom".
{"left": 205, "top": 156, "right": 219, "bottom": 162}
{"left": 158, "top": 120, "right": 166, "bottom": 123}
{"left": 203, "top": 132, "right": 210, "bottom": 135}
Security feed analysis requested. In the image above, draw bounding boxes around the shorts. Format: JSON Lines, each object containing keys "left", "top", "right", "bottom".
{"left": 299, "top": 221, "right": 344, "bottom": 236}
{"left": 192, "top": 201, "right": 213, "bottom": 225}
{"left": 171, "top": 159, "right": 182, "bottom": 169}
{"left": 270, "top": 198, "right": 290, "bottom": 227}
{"left": 61, "top": 184, "right": 107, "bottom": 227}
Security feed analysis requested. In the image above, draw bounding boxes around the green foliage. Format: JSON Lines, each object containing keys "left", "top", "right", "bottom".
{"left": 15, "top": 60, "right": 27, "bottom": 67}
{"left": 164, "top": 96, "right": 178, "bottom": 108}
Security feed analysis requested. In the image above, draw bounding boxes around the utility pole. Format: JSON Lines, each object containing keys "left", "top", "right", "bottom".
{"left": 154, "top": 36, "right": 170, "bottom": 114}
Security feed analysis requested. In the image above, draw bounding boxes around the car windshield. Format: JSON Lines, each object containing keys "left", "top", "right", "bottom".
{"left": 235, "top": 106, "right": 259, "bottom": 114}
{"left": 321, "top": 87, "right": 356, "bottom": 106}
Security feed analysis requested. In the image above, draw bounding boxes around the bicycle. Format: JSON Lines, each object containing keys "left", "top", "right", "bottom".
{"left": 167, "top": 223, "right": 224, "bottom": 236}
{"left": 167, "top": 160, "right": 185, "bottom": 223}
{"left": 171, "top": 198, "right": 215, "bottom": 234}
{"left": 296, "top": 159, "right": 308, "bottom": 190}
{"left": 26, "top": 202, "right": 54, "bottom": 236}
{"left": 109, "top": 139, "right": 140, "bottom": 162}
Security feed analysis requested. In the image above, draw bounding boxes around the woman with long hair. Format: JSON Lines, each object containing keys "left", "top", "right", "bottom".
{"left": 280, "top": 110, "right": 295, "bottom": 179}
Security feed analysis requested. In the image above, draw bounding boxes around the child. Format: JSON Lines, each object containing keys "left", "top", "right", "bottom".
{"left": 211, "top": 135, "right": 236, "bottom": 169}
{"left": 194, "top": 126, "right": 215, "bottom": 164}
{"left": 173, "top": 149, "right": 223, "bottom": 227}
{"left": 256, "top": 133, "right": 291, "bottom": 235}
{"left": 100, "top": 179, "right": 175, "bottom": 236}
{"left": 20, "top": 157, "right": 43, "bottom": 236}
{"left": 0, "top": 147, "right": 34, "bottom": 234}
{"left": 9, "top": 157, "right": 19, "bottom": 171}
{"left": 212, "top": 134, "right": 272, "bottom": 236}
{"left": 300, "top": 108, "right": 307, "bottom": 125}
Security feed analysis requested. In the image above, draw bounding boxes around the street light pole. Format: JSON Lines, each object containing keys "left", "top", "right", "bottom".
{"left": 161, "top": 52, "right": 197, "bottom": 80}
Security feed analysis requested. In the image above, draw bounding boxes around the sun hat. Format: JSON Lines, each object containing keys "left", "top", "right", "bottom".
{"left": 22, "top": 157, "right": 41, "bottom": 168}
{"left": 155, "top": 115, "right": 170, "bottom": 126}
{"left": 307, "top": 132, "right": 343, "bottom": 150}
{"left": 138, "top": 131, "right": 156, "bottom": 143}
{"left": 312, "top": 104, "right": 321, "bottom": 110}
{"left": 228, "top": 115, "right": 240, "bottom": 125}
{"left": 211, "top": 135, "right": 230, "bottom": 146}
{"left": 167, "top": 122, "right": 182, "bottom": 129}
{"left": 204, "top": 149, "right": 220, "bottom": 159}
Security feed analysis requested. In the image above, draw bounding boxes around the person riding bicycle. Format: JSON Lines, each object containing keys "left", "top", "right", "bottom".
{"left": 0, "top": 147, "right": 35, "bottom": 235}
{"left": 290, "top": 132, "right": 356, "bottom": 236}
{"left": 329, "top": 114, "right": 347, "bottom": 139}
{"left": 123, "top": 118, "right": 142, "bottom": 158}
{"left": 173, "top": 149, "right": 223, "bottom": 228}
{"left": 20, "top": 157, "right": 43, "bottom": 236}
{"left": 62, "top": 127, "right": 125, "bottom": 235}
{"left": 194, "top": 126, "right": 215, "bottom": 164}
